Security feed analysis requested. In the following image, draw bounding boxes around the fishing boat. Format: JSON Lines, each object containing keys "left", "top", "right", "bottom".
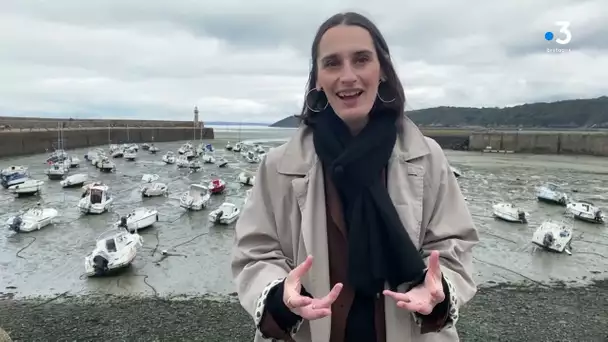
{"left": 78, "top": 184, "right": 113, "bottom": 214}
{"left": 9, "top": 179, "right": 44, "bottom": 196}
{"left": 536, "top": 183, "right": 568, "bottom": 205}
{"left": 208, "top": 202, "right": 240, "bottom": 225}
{"left": 492, "top": 203, "right": 528, "bottom": 223}
{"left": 6, "top": 205, "right": 58, "bottom": 233}
{"left": 115, "top": 208, "right": 158, "bottom": 232}
{"left": 566, "top": 201, "right": 605, "bottom": 224}
{"left": 179, "top": 184, "right": 211, "bottom": 211}
{"left": 531, "top": 220, "right": 573, "bottom": 254}
{"left": 238, "top": 172, "right": 255, "bottom": 186}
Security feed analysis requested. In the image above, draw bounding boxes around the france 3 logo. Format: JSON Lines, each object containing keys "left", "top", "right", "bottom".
{"left": 544, "top": 21, "right": 572, "bottom": 53}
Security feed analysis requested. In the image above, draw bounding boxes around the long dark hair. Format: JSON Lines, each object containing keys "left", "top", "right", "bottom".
{"left": 298, "top": 12, "right": 406, "bottom": 125}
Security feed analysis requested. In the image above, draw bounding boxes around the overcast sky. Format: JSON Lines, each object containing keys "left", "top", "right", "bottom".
{"left": 1, "top": 0, "right": 606, "bottom": 123}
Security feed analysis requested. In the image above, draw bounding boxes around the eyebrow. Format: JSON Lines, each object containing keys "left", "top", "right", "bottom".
{"left": 320, "top": 49, "right": 374, "bottom": 62}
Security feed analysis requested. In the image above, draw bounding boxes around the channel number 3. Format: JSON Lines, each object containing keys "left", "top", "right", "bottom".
{"left": 554, "top": 21, "right": 572, "bottom": 45}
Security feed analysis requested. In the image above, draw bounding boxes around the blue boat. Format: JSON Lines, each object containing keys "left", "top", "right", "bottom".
{"left": 1, "top": 171, "right": 29, "bottom": 189}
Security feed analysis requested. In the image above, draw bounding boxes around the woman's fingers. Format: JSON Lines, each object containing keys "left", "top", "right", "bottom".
{"left": 285, "top": 293, "right": 313, "bottom": 308}
{"left": 288, "top": 255, "right": 314, "bottom": 281}
{"left": 312, "top": 283, "right": 343, "bottom": 309}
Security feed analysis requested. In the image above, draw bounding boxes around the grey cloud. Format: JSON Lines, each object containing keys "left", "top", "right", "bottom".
{"left": 0, "top": 0, "right": 606, "bottom": 122}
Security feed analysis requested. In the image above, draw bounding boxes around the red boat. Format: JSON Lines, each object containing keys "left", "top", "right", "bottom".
{"left": 209, "top": 179, "right": 226, "bottom": 194}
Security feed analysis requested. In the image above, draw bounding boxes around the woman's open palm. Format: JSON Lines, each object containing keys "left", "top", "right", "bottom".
{"left": 283, "top": 255, "right": 343, "bottom": 320}
{"left": 383, "top": 250, "right": 445, "bottom": 315}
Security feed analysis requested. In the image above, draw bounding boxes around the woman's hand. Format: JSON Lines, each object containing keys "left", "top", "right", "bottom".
{"left": 283, "top": 255, "right": 343, "bottom": 320}
{"left": 383, "top": 250, "right": 445, "bottom": 315}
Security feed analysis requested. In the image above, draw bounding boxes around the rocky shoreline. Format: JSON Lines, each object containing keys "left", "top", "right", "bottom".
{"left": 1, "top": 280, "right": 606, "bottom": 342}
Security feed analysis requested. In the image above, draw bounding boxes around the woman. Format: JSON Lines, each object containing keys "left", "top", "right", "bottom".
{"left": 232, "top": 11, "right": 478, "bottom": 342}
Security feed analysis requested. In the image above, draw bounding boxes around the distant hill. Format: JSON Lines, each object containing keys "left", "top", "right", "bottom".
{"left": 269, "top": 96, "right": 608, "bottom": 128}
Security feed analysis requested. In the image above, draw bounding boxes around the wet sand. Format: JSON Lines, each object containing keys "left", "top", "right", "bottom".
{"left": 0, "top": 129, "right": 607, "bottom": 301}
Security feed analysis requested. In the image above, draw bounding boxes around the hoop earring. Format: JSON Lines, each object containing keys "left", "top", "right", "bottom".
{"left": 377, "top": 80, "right": 396, "bottom": 103}
{"left": 305, "top": 88, "right": 329, "bottom": 113}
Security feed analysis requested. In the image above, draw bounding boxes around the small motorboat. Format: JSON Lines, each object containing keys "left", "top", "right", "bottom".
{"left": 1, "top": 169, "right": 29, "bottom": 189}
{"left": 245, "top": 151, "right": 260, "bottom": 163}
{"left": 60, "top": 173, "right": 88, "bottom": 188}
{"left": 243, "top": 189, "right": 252, "bottom": 206}
{"left": 9, "top": 179, "right": 44, "bottom": 196}
{"left": 531, "top": 220, "right": 573, "bottom": 254}
{"left": 188, "top": 160, "right": 202, "bottom": 171}
{"left": 129, "top": 143, "right": 139, "bottom": 151}
{"left": 202, "top": 154, "right": 216, "bottom": 164}
{"left": 111, "top": 148, "right": 124, "bottom": 158}
{"left": 492, "top": 203, "right": 528, "bottom": 223}
{"left": 238, "top": 172, "right": 255, "bottom": 186}
{"left": 98, "top": 158, "right": 116, "bottom": 173}
{"left": 115, "top": 208, "right": 158, "bottom": 232}
{"left": 141, "top": 174, "right": 160, "bottom": 183}
{"left": 142, "top": 143, "right": 150, "bottom": 150}
{"left": 176, "top": 156, "right": 190, "bottom": 168}
{"left": 208, "top": 202, "right": 241, "bottom": 225}
{"left": 84, "top": 227, "right": 143, "bottom": 277}
{"left": 69, "top": 156, "right": 81, "bottom": 168}
{"left": 209, "top": 179, "right": 226, "bottom": 194}
{"left": 179, "top": 184, "right": 211, "bottom": 211}
{"left": 233, "top": 142, "right": 242, "bottom": 152}
{"left": 566, "top": 201, "right": 605, "bottom": 224}
{"left": 218, "top": 158, "right": 228, "bottom": 168}
{"left": 45, "top": 163, "right": 67, "bottom": 180}
{"left": 178, "top": 142, "right": 193, "bottom": 155}
{"left": 184, "top": 149, "right": 195, "bottom": 160}
{"left": 141, "top": 182, "right": 168, "bottom": 197}
{"left": 253, "top": 144, "right": 265, "bottom": 154}
{"left": 149, "top": 144, "right": 159, "bottom": 154}
{"left": 124, "top": 148, "right": 137, "bottom": 161}
{"left": 162, "top": 151, "right": 176, "bottom": 164}
{"left": 204, "top": 144, "right": 214, "bottom": 152}
{"left": 1, "top": 165, "right": 27, "bottom": 177}
{"left": 536, "top": 183, "right": 568, "bottom": 205}
{"left": 6, "top": 205, "right": 58, "bottom": 233}
{"left": 450, "top": 166, "right": 462, "bottom": 178}
{"left": 78, "top": 183, "right": 114, "bottom": 214}
{"left": 225, "top": 142, "right": 233, "bottom": 151}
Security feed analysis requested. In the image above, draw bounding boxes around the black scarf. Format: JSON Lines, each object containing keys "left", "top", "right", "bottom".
{"left": 310, "top": 106, "right": 426, "bottom": 296}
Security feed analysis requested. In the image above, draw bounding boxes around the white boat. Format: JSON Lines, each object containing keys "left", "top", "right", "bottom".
{"left": 238, "top": 172, "right": 255, "bottom": 186}
{"left": 149, "top": 145, "right": 159, "bottom": 154}
{"left": 225, "top": 142, "right": 233, "bottom": 151}
{"left": 111, "top": 149, "right": 124, "bottom": 158}
{"left": 253, "top": 144, "right": 265, "bottom": 154}
{"left": 60, "top": 173, "right": 88, "bottom": 188}
{"left": 69, "top": 156, "right": 80, "bottom": 168}
{"left": 98, "top": 158, "right": 116, "bottom": 172}
{"left": 176, "top": 156, "right": 190, "bottom": 168}
{"left": 178, "top": 142, "right": 193, "bottom": 155}
{"left": 162, "top": 152, "right": 176, "bottom": 164}
{"left": 116, "top": 207, "right": 158, "bottom": 232}
{"left": 188, "top": 160, "right": 202, "bottom": 170}
{"left": 184, "top": 149, "right": 195, "bottom": 160}
{"left": 1, "top": 165, "right": 27, "bottom": 177}
{"left": 245, "top": 151, "right": 260, "bottom": 163}
{"left": 492, "top": 203, "right": 528, "bottom": 223}
{"left": 218, "top": 158, "right": 228, "bottom": 168}
{"left": 450, "top": 166, "right": 462, "bottom": 178}
{"left": 6, "top": 206, "right": 58, "bottom": 233}
{"left": 141, "top": 174, "right": 160, "bottom": 183}
{"left": 531, "top": 220, "right": 573, "bottom": 254}
{"left": 141, "top": 182, "right": 168, "bottom": 197}
{"left": 9, "top": 179, "right": 44, "bottom": 196}
{"left": 45, "top": 163, "right": 67, "bottom": 180}
{"left": 78, "top": 184, "right": 114, "bottom": 214}
{"left": 233, "top": 142, "right": 242, "bottom": 152}
{"left": 202, "top": 154, "right": 215, "bottom": 164}
{"left": 566, "top": 201, "right": 605, "bottom": 224}
{"left": 142, "top": 143, "right": 150, "bottom": 150}
{"left": 84, "top": 228, "right": 143, "bottom": 277}
{"left": 208, "top": 202, "right": 241, "bottom": 225}
{"left": 124, "top": 148, "right": 137, "bottom": 161}
{"left": 243, "top": 189, "right": 252, "bottom": 206}
{"left": 536, "top": 183, "right": 568, "bottom": 205}
{"left": 179, "top": 184, "right": 211, "bottom": 211}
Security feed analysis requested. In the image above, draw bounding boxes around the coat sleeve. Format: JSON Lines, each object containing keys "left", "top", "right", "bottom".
{"left": 231, "top": 153, "right": 303, "bottom": 340}
{"left": 415, "top": 138, "right": 480, "bottom": 333}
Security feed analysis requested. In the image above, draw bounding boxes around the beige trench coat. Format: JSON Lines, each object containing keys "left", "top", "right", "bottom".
{"left": 232, "top": 117, "right": 479, "bottom": 342}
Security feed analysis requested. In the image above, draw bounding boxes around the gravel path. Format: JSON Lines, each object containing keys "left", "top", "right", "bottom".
{"left": 1, "top": 280, "right": 606, "bottom": 342}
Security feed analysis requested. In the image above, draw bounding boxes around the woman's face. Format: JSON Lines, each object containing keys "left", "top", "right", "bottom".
{"left": 316, "top": 24, "right": 382, "bottom": 127}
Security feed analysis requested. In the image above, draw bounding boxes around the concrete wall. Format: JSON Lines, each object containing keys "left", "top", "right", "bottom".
{"left": 0, "top": 116, "right": 201, "bottom": 129}
{"left": 469, "top": 132, "right": 608, "bottom": 156}
{"left": 0, "top": 127, "right": 214, "bottom": 158}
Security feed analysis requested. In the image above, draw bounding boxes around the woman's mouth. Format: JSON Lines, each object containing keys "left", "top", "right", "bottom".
{"left": 336, "top": 90, "right": 363, "bottom": 100}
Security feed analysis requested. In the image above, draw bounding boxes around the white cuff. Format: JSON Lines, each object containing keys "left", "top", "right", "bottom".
{"left": 254, "top": 277, "right": 304, "bottom": 339}
{"left": 412, "top": 274, "right": 459, "bottom": 331}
